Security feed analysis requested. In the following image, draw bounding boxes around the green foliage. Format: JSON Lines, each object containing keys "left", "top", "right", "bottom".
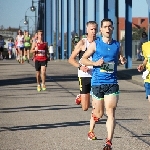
{"left": 121, "top": 27, "right": 147, "bottom": 42}
{"left": 132, "top": 27, "right": 146, "bottom": 40}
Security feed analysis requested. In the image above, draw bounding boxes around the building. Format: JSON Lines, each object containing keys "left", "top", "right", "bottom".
{"left": 0, "top": 28, "right": 18, "bottom": 49}
{"left": 119, "top": 17, "right": 148, "bottom": 40}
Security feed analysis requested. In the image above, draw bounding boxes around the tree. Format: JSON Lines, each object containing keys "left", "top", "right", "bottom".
{"left": 0, "top": 25, "right": 4, "bottom": 30}
{"left": 132, "top": 27, "right": 146, "bottom": 40}
{"left": 121, "top": 27, "right": 147, "bottom": 42}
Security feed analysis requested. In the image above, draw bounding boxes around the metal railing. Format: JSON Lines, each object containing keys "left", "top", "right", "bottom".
{"left": 121, "top": 40, "right": 140, "bottom": 60}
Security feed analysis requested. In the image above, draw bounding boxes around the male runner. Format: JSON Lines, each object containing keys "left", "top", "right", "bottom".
{"left": 30, "top": 30, "right": 48, "bottom": 92}
{"left": 81, "top": 18, "right": 126, "bottom": 149}
{"left": 137, "top": 41, "right": 150, "bottom": 119}
{"left": 69, "top": 21, "right": 97, "bottom": 111}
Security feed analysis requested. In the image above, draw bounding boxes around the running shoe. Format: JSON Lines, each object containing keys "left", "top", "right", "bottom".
{"left": 103, "top": 138, "right": 112, "bottom": 150}
{"left": 37, "top": 85, "right": 41, "bottom": 92}
{"left": 41, "top": 84, "right": 46, "bottom": 91}
{"left": 88, "top": 131, "right": 97, "bottom": 140}
{"left": 75, "top": 94, "right": 81, "bottom": 105}
{"left": 24, "top": 56, "right": 27, "bottom": 61}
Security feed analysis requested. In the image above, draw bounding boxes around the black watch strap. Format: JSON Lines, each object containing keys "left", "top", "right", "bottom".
{"left": 78, "top": 64, "right": 82, "bottom": 70}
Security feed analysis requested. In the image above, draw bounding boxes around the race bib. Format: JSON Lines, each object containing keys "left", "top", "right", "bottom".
{"left": 100, "top": 62, "right": 115, "bottom": 73}
{"left": 9, "top": 46, "right": 12, "bottom": 49}
{"left": 38, "top": 50, "right": 45, "bottom": 55}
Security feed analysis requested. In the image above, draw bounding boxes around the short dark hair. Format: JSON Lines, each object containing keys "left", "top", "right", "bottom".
{"left": 101, "top": 18, "right": 113, "bottom": 27}
{"left": 37, "top": 30, "right": 43, "bottom": 33}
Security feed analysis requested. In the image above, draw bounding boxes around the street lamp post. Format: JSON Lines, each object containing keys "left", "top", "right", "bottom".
{"left": 24, "top": 16, "right": 29, "bottom": 32}
{"left": 24, "top": 16, "right": 35, "bottom": 33}
{"left": 30, "top": 0, "right": 39, "bottom": 32}
{"left": 24, "top": 7, "right": 37, "bottom": 33}
{"left": 19, "top": 18, "right": 27, "bottom": 30}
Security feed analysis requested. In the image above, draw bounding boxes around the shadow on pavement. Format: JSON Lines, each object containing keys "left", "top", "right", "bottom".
{"left": 117, "top": 68, "right": 142, "bottom": 79}
{"left": 0, "top": 105, "right": 80, "bottom": 113}
{"left": 0, "top": 118, "right": 143, "bottom": 132}
{"left": 0, "top": 77, "right": 36, "bottom": 86}
{"left": 132, "top": 134, "right": 150, "bottom": 138}
{"left": 0, "top": 120, "right": 105, "bottom": 132}
{"left": 120, "top": 90, "right": 145, "bottom": 93}
{"left": 0, "top": 104, "right": 80, "bottom": 113}
{"left": 48, "top": 74, "right": 78, "bottom": 82}
{"left": 0, "top": 75, "right": 78, "bottom": 87}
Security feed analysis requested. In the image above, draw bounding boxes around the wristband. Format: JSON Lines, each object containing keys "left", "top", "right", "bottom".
{"left": 78, "top": 64, "right": 82, "bottom": 70}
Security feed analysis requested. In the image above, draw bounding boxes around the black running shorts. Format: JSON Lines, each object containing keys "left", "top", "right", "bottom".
{"left": 0, "top": 47, "right": 4, "bottom": 52}
{"left": 91, "top": 84, "right": 119, "bottom": 100}
{"left": 35, "top": 60, "right": 47, "bottom": 71}
{"left": 78, "top": 77, "right": 91, "bottom": 94}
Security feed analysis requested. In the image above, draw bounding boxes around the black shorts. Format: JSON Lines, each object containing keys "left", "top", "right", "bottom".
{"left": 0, "top": 47, "right": 4, "bottom": 52}
{"left": 35, "top": 60, "right": 47, "bottom": 71}
{"left": 91, "top": 84, "right": 119, "bottom": 100}
{"left": 24, "top": 46, "right": 31, "bottom": 51}
{"left": 18, "top": 47, "right": 24, "bottom": 51}
{"left": 78, "top": 77, "right": 91, "bottom": 94}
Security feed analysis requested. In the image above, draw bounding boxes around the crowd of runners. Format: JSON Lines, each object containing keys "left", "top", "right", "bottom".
{"left": 69, "top": 18, "right": 126, "bottom": 150}
{"left": 1, "top": 17, "right": 150, "bottom": 150}
{"left": 14, "top": 29, "right": 37, "bottom": 64}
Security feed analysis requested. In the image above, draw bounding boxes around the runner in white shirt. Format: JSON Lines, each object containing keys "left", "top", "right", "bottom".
{"left": 69, "top": 21, "right": 97, "bottom": 111}
{"left": 16, "top": 30, "right": 24, "bottom": 63}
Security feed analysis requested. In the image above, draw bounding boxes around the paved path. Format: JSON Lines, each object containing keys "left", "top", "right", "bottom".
{"left": 0, "top": 59, "right": 150, "bottom": 150}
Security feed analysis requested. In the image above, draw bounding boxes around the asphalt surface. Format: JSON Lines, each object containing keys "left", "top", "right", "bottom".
{"left": 0, "top": 59, "right": 150, "bottom": 150}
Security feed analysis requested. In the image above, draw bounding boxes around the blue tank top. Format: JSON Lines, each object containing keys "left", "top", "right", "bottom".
{"left": 91, "top": 39, "right": 120, "bottom": 85}
{"left": 8, "top": 42, "right": 14, "bottom": 49}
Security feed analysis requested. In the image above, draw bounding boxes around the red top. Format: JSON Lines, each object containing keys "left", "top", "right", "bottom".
{"left": 35, "top": 42, "right": 47, "bottom": 61}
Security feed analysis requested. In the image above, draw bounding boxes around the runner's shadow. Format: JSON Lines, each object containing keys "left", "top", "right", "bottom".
{"left": 0, "top": 121, "right": 92, "bottom": 132}
{"left": 0, "top": 105, "right": 80, "bottom": 113}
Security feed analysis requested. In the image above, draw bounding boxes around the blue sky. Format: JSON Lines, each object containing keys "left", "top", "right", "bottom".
{"left": 0, "top": 0, "right": 148, "bottom": 32}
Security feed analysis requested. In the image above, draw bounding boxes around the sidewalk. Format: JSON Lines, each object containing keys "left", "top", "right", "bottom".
{"left": 0, "top": 59, "right": 149, "bottom": 150}
{"left": 117, "top": 60, "right": 144, "bottom": 86}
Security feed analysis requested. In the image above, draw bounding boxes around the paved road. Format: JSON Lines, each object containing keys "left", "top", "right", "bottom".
{"left": 0, "top": 60, "right": 150, "bottom": 150}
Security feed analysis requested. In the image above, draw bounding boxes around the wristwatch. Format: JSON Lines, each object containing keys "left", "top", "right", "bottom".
{"left": 78, "top": 64, "right": 82, "bottom": 70}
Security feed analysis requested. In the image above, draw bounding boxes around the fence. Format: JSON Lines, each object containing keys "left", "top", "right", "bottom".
{"left": 121, "top": 40, "right": 140, "bottom": 60}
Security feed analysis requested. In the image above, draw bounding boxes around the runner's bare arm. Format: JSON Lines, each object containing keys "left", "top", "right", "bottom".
{"left": 119, "top": 44, "right": 124, "bottom": 58}
{"left": 80, "top": 41, "right": 96, "bottom": 66}
{"left": 119, "top": 45, "right": 126, "bottom": 64}
{"left": 30, "top": 42, "right": 36, "bottom": 53}
{"left": 68, "top": 40, "right": 83, "bottom": 68}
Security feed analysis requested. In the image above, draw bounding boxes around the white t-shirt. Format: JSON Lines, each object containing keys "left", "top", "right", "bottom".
{"left": 17, "top": 35, "right": 24, "bottom": 47}
{"left": 78, "top": 39, "right": 93, "bottom": 77}
{"left": 49, "top": 46, "right": 54, "bottom": 53}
